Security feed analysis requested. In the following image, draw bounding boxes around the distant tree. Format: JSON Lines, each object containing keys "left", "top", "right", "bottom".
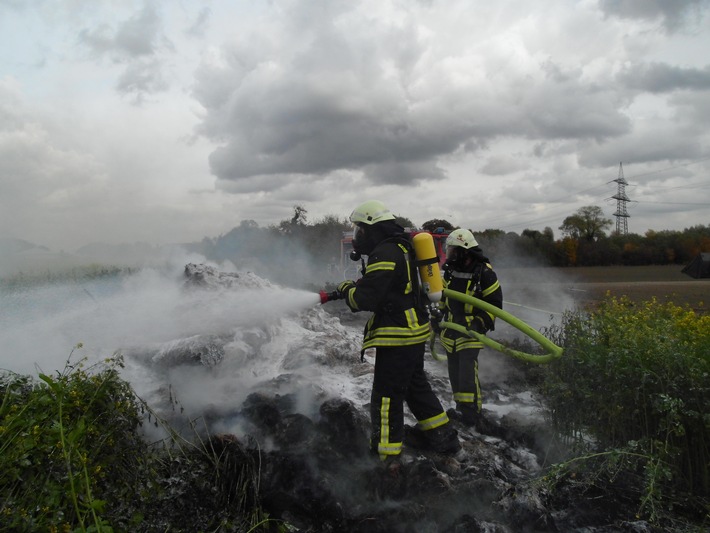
{"left": 559, "top": 206, "right": 612, "bottom": 242}
{"left": 292, "top": 205, "right": 307, "bottom": 225}
{"left": 394, "top": 215, "right": 415, "bottom": 229}
{"left": 468, "top": 229, "right": 507, "bottom": 260}
{"left": 543, "top": 227, "right": 554, "bottom": 242}
{"left": 315, "top": 214, "right": 349, "bottom": 228}
{"left": 609, "top": 233, "right": 646, "bottom": 265}
{"left": 520, "top": 228, "right": 556, "bottom": 264}
{"left": 278, "top": 205, "right": 308, "bottom": 234}
{"left": 477, "top": 229, "right": 506, "bottom": 239}
{"left": 646, "top": 225, "right": 710, "bottom": 263}
{"left": 197, "top": 236, "right": 215, "bottom": 258}
{"left": 421, "top": 219, "right": 455, "bottom": 232}
{"left": 521, "top": 229, "right": 542, "bottom": 241}
{"left": 211, "top": 219, "right": 274, "bottom": 262}
{"left": 239, "top": 219, "right": 259, "bottom": 229}
{"left": 474, "top": 229, "right": 506, "bottom": 251}
{"left": 559, "top": 237, "right": 579, "bottom": 266}
{"left": 301, "top": 214, "right": 351, "bottom": 264}
{"left": 576, "top": 235, "right": 617, "bottom": 266}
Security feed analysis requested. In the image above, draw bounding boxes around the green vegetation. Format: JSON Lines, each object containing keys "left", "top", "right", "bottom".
{"left": 558, "top": 205, "right": 612, "bottom": 242}
{"left": 540, "top": 296, "right": 710, "bottom": 526}
{"left": 0, "top": 264, "right": 135, "bottom": 288}
{"left": 0, "top": 350, "right": 272, "bottom": 532}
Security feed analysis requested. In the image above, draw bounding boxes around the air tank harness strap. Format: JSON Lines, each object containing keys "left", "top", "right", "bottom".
{"left": 414, "top": 256, "right": 440, "bottom": 267}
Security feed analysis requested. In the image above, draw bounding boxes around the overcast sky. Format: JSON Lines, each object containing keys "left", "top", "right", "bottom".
{"left": 1, "top": 0, "right": 709, "bottom": 251}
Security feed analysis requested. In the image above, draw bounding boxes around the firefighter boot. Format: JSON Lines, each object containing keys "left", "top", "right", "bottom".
{"left": 446, "top": 406, "right": 463, "bottom": 422}
{"left": 425, "top": 424, "right": 461, "bottom": 455}
{"left": 458, "top": 403, "right": 480, "bottom": 426}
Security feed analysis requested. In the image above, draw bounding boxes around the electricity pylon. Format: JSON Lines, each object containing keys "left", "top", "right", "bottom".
{"left": 612, "top": 162, "right": 630, "bottom": 235}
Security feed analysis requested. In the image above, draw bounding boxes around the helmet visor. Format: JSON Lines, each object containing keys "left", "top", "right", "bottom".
{"left": 352, "top": 223, "right": 362, "bottom": 242}
{"left": 446, "top": 243, "right": 459, "bottom": 261}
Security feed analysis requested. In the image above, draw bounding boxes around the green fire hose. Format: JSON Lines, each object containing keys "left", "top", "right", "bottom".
{"left": 429, "top": 288, "right": 563, "bottom": 364}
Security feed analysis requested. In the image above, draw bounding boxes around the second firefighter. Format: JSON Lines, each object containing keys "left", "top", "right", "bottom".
{"left": 438, "top": 228, "right": 503, "bottom": 427}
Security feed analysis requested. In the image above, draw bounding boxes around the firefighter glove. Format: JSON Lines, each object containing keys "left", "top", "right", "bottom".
{"left": 337, "top": 280, "right": 355, "bottom": 297}
{"left": 429, "top": 305, "right": 444, "bottom": 334}
{"left": 470, "top": 317, "right": 487, "bottom": 334}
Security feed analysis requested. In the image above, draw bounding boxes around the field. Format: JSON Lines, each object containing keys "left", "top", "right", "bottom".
{"left": 499, "top": 264, "right": 709, "bottom": 313}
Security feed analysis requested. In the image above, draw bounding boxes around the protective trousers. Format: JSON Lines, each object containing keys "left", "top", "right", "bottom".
{"left": 446, "top": 343, "right": 482, "bottom": 415}
{"left": 370, "top": 343, "right": 448, "bottom": 459}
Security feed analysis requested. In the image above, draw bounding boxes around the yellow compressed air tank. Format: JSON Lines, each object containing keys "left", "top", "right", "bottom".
{"left": 412, "top": 232, "right": 443, "bottom": 302}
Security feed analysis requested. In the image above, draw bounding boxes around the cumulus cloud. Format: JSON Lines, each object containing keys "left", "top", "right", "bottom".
{"left": 194, "top": 2, "right": 637, "bottom": 193}
{"left": 0, "top": 79, "right": 108, "bottom": 246}
{"left": 116, "top": 57, "right": 169, "bottom": 97}
{"left": 192, "top": 4, "right": 445, "bottom": 187}
{"left": 480, "top": 155, "right": 530, "bottom": 176}
{"left": 79, "top": 4, "right": 163, "bottom": 59}
{"left": 618, "top": 62, "right": 710, "bottom": 92}
{"left": 599, "top": 0, "right": 710, "bottom": 32}
{"left": 185, "top": 6, "right": 211, "bottom": 38}
{"left": 78, "top": 4, "right": 172, "bottom": 99}
{"left": 671, "top": 91, "right": 710, "bottom": 126}
{"left": 577, "top": 119, "right": 705, "bottom": 167}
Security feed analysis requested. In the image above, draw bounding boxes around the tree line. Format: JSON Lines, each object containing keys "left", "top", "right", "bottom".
{"left": 191, "top": 205, "right": 710, "bottom": 276}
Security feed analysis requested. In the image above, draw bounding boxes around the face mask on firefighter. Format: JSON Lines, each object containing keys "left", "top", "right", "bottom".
{"left": 352, "top": 224, "right": 363, "bottom": 244}
{"left": 352, "top": 223, "right": 374, "bottom": 256}
{"left": 446, "top": 246, "right": 467, "bottom": 269}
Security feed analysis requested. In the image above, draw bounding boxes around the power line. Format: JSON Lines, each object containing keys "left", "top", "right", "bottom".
{"left": 635, "top": 200, "right": 710, "bottom": 206}
{"left": 622, "top": 156, "right": 710, "bottom": 181}
{"left": 630, "top": 181, "right": 710, "bottom": 192}
{"left": 501, "top": 212, "right": 570, "bottom": 230}
{"left": 483, "top": 183, "right": 609, "bottom": 227}
{"left": 481, "top": 156, "right": 710, "bottom": 232}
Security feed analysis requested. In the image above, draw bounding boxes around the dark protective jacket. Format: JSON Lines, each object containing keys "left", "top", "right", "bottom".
{"left": 342, "top": 235, "right": 430, "bottom": 351}
{"left": 440, "top": 257, "right": 502, "bottom": 351}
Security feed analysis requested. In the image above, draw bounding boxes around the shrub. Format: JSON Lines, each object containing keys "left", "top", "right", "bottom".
{"left": 0, "top": 350, "right": 148, "bottom": 531}
{"left": 0, "top": 350, "right": 271, "bottom": 532}
{"left": 541, "top": 296, "right": 710, "bottom": 521}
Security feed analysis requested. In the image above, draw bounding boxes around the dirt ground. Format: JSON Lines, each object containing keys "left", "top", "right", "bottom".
{"left": 498, "top": 264, "right": 709, "bottom": 313}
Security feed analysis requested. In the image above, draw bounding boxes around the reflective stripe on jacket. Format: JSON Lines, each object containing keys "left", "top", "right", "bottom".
{"left": 440, "top": 262, "right": 502, "bottom": 351}
{"left": 342, "top": 237, "right": 430, "bottom": 350}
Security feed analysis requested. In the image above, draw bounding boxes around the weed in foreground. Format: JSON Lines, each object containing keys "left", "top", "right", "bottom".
{"left": 0, "top": 348, "right": 276, "bottom": 532}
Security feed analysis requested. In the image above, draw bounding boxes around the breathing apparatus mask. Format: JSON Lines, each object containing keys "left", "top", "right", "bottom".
{"left": 350, "top": 223, "right": 373, "bottom": 260}
{"left": 445, "top": 244, "right": 468, "bottom": 270}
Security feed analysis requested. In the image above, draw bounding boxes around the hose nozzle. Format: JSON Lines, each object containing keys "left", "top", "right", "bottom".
{"left": 319, "top": 290, "right": 343, "bottom": 304}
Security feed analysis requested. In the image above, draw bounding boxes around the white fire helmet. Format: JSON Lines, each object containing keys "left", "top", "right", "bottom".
{"left": 445, "top": 228, "right": 478, "bottom": 254}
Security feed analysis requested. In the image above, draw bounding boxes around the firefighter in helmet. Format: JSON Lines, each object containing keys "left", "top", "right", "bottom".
{"left": 439, "top": 228, "right": 503, "bottom": 427}
{"left": 337, "top": 200, "right": 460, "bottom": 461}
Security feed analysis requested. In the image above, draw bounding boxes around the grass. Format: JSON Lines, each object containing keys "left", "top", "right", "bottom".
{"left": 0, "top": 264, "right": 136, "bottom": 290}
